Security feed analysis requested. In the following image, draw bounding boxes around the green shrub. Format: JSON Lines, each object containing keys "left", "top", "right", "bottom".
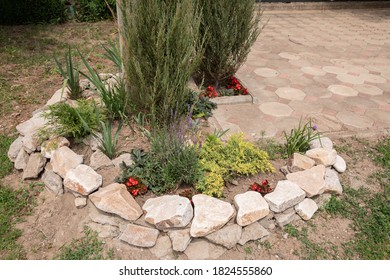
{"left": 185, "top": 91, "right": 217, "bottom": 120}
{"left": 42, "top": 100, "right": 104, "bottom": 140}
{"left": 120, "top": 0, "right": 204, "bottom": 127}
{"left": 197, "top": 133, "right": 274, "bottom": 197}
{"left": 0, "top": 0, "right": 67, "bottom": 25}
{"left": 196, "top": 0, "right": 262, "bottom": 86}
{"left": 74, "top": 0, "right": 116, "bottom": 22}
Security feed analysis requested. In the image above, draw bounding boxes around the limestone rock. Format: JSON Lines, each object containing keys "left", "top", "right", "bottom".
{"left": 89, "top": 205, "right": 126, "bottom": 228}
{"left": 168, "top": 229, "right": 192, "bottom": 252}
{"left": 64, "top": 164, "right": 102, "bottom": 196}
{"left": 22, "top": 132, "right": 42, "bottom": 153}
{"left": 42, "top": 169, "right": 63, "bottom": 196}
{"left": 324, "top": 168, "right": 343, "bottom": 195}
{"left": 295, "top": 198, "right": 318, "bottom": 220}
{"left": 143, "top": 195, "right": 193, "bottom": 230}
{"left": 7, "top": 136, "right": 23, "bottom": 162}
{"left": 333, "top": 155, "right": 347, "bottom": 173}
{"left": 238, "top": 222, "right": 270, "bottom": 246}
{"left": 184, "top": 239, "right": 227, "bottom": 260}
{"left": 309, "top": 137, "right": 333, "bottom": 149}
{"left": 41, "top": 137, "right": 70, "bottom": 159}
{"left": 75, "top": 197, "right": 87, "bottom": 209}
{"left": 259, "top": 213, "right": 276, "bottom": 230}
{"left": 89, "top": 149, "right": 113, "bottom": 170}
{"left": 205, "top": 224, "right": 242, "bottom": 249}
{"left": 14, "top": 148, "right": 29, "bottom": 170}
{"left": 291, "top": 153, "right": 316, "bottom": 170}
{"left": 46, "top": 88, "right": 68, "bottom": 106}
{"left": 306, "top": 148, "right": 337, "bottom": 167}
{"left": 190, "top": 194, "right": 235, "bottom": 237}
{"left": 120, "top": 224, "right": 159, "bottom": 248}
{"left": 286, "top": 165, "right": 327, "bottom": 197}
{"left": 149, "top": 235, "right": 175, "bottom": 260}
{"left": 16, "top": 112, "right": 47, "bottom": 136}
{"left": 51, "top": 146, "right": 83, "bottom": 178}
{"left": 234, "top": 191, "right": 269, "bottom": 226}
{"left": 89, "top": 183, "right": 142, "bottom": 221}
{"left": 112, "top": 153, "right": 134, "bottom": 168}
{"left": 264, "top": 180, "right": 306, "bottom": 213}
{"left": 82, "top": 134, "right": 101, "bottom": 151}
{"left": 274, "top": 208, "right": 298, "bottom": 227}
{"left": 22, "top": 153, "right": 46, "bottom": 180}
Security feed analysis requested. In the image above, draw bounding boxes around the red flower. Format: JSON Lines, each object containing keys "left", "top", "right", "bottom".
{"left": 243, "top": 88, "right": 248, "bottom": 95}
{"left": 131, "top": 189, "right": 139, "bottom": 196}
{"left": 126, "top": 177, "right": 138, "bottom": 187}
{"left": 250, "top": 183, "right": 259, "bottom": 191}
{"left": 262, "top": 180, "right": 269, "bottom": 186}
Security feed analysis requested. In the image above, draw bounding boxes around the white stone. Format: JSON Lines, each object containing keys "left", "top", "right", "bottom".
{"left": 238, "top": 222, "right": 270, "bottom": 245}
{"left": 324, "top": 168, "right": 343, "bottom": 195}
{"left": 82, "top": 134, "right": 101, "bottom": 151}
{"left": 190, "top": 194, "right": 235, "bottom": 237}
{"left": 22, "top": 132, "right": 42, "bottom": 154}
{"left": 264, "top": 180, "right": 306, "bottom": 213}
{"left": 274, "top": 208, "right": 298, "bottom": 227}
{"left": 234, "top": 191, "right": 269, "bottom": 226}
{"left": 205, "top": 224, "right": 242, "bottom": 249}
{"left": 42, "top": 169, "right": 63, "bottom": 196}
{"left": 89, "top": 149, "right": 113, "bottom": 170}
{"left": 16, "top": 112, "right": 47, "bottom": 136}
{"left": 14, "top": 148, "right": 29, "bottom": 170}
{"left": 306, "top": 148, "right": 337, "bottom": 167}
{"left": 168, "top": 229, "right": 192, "bottom": 252}
{"left": 149, "top": 235, "right": 175, "bottom": 260}
{"left": 89, "top": 183, "right": 142, "bottom": 221}
{"left": 184, "top": 239, "right": 227, "bottom": 260}
{"left": 309, "top": 137, "right": 333, "bottom": 149}
{"left": 333, "top": 155, "right": 347, "bottom": 173}
{"left": 7, "top": 136, "right": 23, "bottom": 162}
{"left": 286, "top": 165, "right": 327, "bottom": 197}
{"left": 295, "top": 198, "right": 318, "bottom": 220}
{"left": 22, "top": 153, "right": 46, "bottom": 180}
{"left": 89, "top": 205, "right": 126, "bottom": 228}
{"left": 120, "top": 224, "right": 159, "bottom": 248}
{"left": 51, "top": 146, "right": 83, "bottom": 178}
{"left": 292, "top": 153, "right": 316, "bottom": 170}
{"left": 41, "top": 137, "right": 70, "bottom": 159}
{"left": 259, "top": 214, "right": 276, "bottom": 230}
{"left": 112, "top": 153, "right": 134, "bottom": 168}
{"left": 46, "top": 88, "right": 68, "bottom": 106}
{"left": 75, "top": 197, "right": 87, "bottom": 209}
{"left": 64, "top": 164, "right": 102, "bottom": 196}
{"left": 143, "top": 195, "right": 193, "bottom": 230}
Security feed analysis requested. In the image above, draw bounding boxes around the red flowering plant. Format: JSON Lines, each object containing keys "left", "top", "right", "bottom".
{"left": 249, "top": 180, "right": 272, "bottom": 196}
{"left": 125, "top": 177, "right": 148, "bottom": 197}
{"left": 201, "top": 85, "right": 219, "bottom": 98}
{"left": 179, "top": 188, "right": 196, "bottom": 207}
{"left": 227, "top": 76, "right": 248, "bottom": 96}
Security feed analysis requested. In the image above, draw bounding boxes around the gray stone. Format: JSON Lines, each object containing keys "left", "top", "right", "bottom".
{"left": 274, "top": 208, "right": 298, "bottom": 227}
{"left": 85, "top": 222, "right": 120, "bottom": 239}
{"left": 22, "top": 153, "right": 46, "bottom": 180}
{"left": 51, "top": 146, "right": 83, "bottom": 178}
{"left": 309, "top": 137, "right": 333, "bottom": 149}
{"left": 306, "top": 148, "right": 337, "bottom": 167}
{"left": 64, "top": 164, "right": 102, "bottom": 195}
{"left": 295, "top": 198, "right": 318, "bottom": 220}
{"left": 89, "top": 149, "right": 113, "bottom": 170}
{"left": 324, "top": 168, "right": 343, "bottom": 195}
{"left": 16, "top": 112, "right": 47, "bottom": 136}
{"left": 143, "top": 195, "right": 193, "bottom": 230}
{"left": 42, "top": 169, "right": 63, "bottom": 196}
{"left": 291, "top": 153, "right": 316, "bottom": 170}
{"left": 41, "top": 137, "right": 70, "bottom": 159}
{"left": 264, "top": 180, "right": 306, "bottom": 213}
{"left": 46, "top": 88, "right": 68, "bottom": 106}
{"left": 89, "top": 183, "right": 142, "bottom": 221}
{"left": 259, "top": 213, "right": 276, "bottom": 230}
{"left": 234, "top": 191, "right": 269, "bottom": 226}
{"left": 333, "top": 155, "right": 347, "bottom": 173}
{"left": 184, "top": 239, "right": 227, "bottom": 260}
{"left": 112, "top": 153, "right": 134, "bottom": 168}
{"left": 7, "top": 136, "right": 23, "bottom": 162}
{"left": 286, "top": 165, "right": 327, "bottom": 197}
{"left": 14, "top": 148, "right": 29, "bottom": 170}
{"left": 205, "top": 224, "right": 242, "bottom": 249}
{"left": 120, "top": 224, "right": 159, "bottom": 248}
{"left": 75, "top": 197, "right": 87, "bottom": 209}
{"left": 149, "top": 235, "right": 175, "bottom": 260}
{"left": 238, "top": 222, "right": 270, "bottom": 246}
{"left": 82, "top": 134, "right": 101, "bottom": 151}
{"left": 89, "top": 205, "right": 126, "bottom": 228}
{"left": 190, "top": 194, "right": 235, "bottom": 237}
{"left": 22, "top": 132, "right": 42, "bottom": 154}
{"left": 168, "top": 229, "right": 192, "bottom": 252}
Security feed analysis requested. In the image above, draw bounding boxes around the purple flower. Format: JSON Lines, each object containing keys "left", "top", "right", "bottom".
{"left": 312, "top": 124, "right": 318, "bottom": 131}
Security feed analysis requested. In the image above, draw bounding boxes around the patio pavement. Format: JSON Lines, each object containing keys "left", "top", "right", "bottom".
{"left": 210, "top": 8, "right": 390, "bottom": 141}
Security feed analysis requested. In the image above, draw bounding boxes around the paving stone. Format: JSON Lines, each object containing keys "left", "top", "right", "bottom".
{"left": 89, "top": 183, "right": 142, "bottom": 221}
{"left": 22, "top": 153, "right": 46, "bottom": 180}
{"left": 295, "top": 198, "right": 318, "bottom": 220}
{"left": 234, "top": 191, "right": 269, "bottom": 226}
{"left": 336, "top": 74, "right": 365, "bottom": 85}
{"left": 354, "top": 84, "right": 383, "bottom": 96}
{"left": 360, "top": 73, "right": 387, "bottom": 84}
{"left": 238, "top": 222, "right": 270, "bottom": 246}
{"left": 306, "top": 148, "right": 337, "bottom": 166}
{"left": 64, "top": 164, "right": 102, "bottom": 196}
{"left": 89, "top": 149, "right": 113, "bottom": 170}
{"left": 264, "top": 180, "right": 306, "bottom": 213}
{"left": 7, "top": 136, "right": 23, "bottom": 162}
{"left": 205, "top": 224, "right": 242, "bottom": 249}
{"left": 324, "top": 168, "right": 343, "bottom": 195}
{"left": 112, "top": 153, "right": 134, "bottom": 168}
{"left": 41, "top": 137, "right": 70, "bottom": 159}
{"left": 336, "top": 110, "right": 374, "bottom": 129}
{"left": 42, "top": 169, "right": 63, "bottom": 196}
{"left": 275, "top": 87, "right": 306, "bottom": 100}
{"left": 14, "top": 148, "right": 29, "bottom": 170}
{"left": 328, "top": 85, "right": 359, "bottom": 97}
{"left": 286, "top": 165, "right": 327, "bottom": 198}
{"left": 333, "top": 155, "right": 347, "bottom": 173}
{"left": 51, "top": 146, "right": 83, "bottom": 178}
{"left": 309, "top": 137, "right": 333, "bottom": 149}
{"left": 168, "top": 229, "right": 192, "bottom": 252}
{"left": 291, "top": 153, "right": 316, "bottom": 170}
{"left": 142, "top": 195, "right": 193, "bottom": 230}
{"left": 254, "top": 68, "right": 280, "bottom": 78}
{"left": 279, "top": 52, "right": 301, "bottom": 60}
{"left": 75, "top": 197, "right": 87, "bottom": 209}
{"left": 322, "top": 66, "right": 348, "bottom": 74}
{"left": 184, "top": 239, "right": 227, "bottom": 260}
{"left": 259, "top": 102, "right": 293, "bottom": 117}
{"left": 120, "top": 224, "right": 159, "bottom": 248}
{"left": 149, "top": 235, "right": 175, "bottom": 260}
{"left": 190, "top": 194, "right": 235, "bottom": 237}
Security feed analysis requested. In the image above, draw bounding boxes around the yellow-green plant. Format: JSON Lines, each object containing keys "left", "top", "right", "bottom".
{"left": 197, "top": 133, "right": 274, "bottom": 197}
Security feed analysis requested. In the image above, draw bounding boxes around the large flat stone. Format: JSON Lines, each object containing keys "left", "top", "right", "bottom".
{"left": 142, "top": 195, "right": 193, "bottom": 230}
{"left": 184, "top": 239, "right": 227, "bottom": 260}
{"left": 234, "top": 191, "right": 269, "bottom": 226}
{"left": 205, "top": 224, "right": 242, "bottom": 249}
{"left": 291, "top": 153, "right": 316, "bottom": 170}
{"left": 305, "top": 148, "right": 337, "bottom": 167}
{"left": 22, "top": 153, "right": 46, "bottom": 180}
{"left": 264, "top": 180, "right": 306, "bottom": 213}
{"left": 190, "top": 194, "right": 235, "bottom": 237}
{"left": 238, "top": 222, "right": 270, "bottom": 246}
{"left": 64, "top": 164, "right": 102, "bottom": 195}
{"left": 51, "top": 146, "right": 83, "bottom": 178}
{"left": 286, "top": 165, "right": 327, "bottom": 197}
{"left": 119, "top": 224, "right": 159, "bottom": 248}
{"left": 168, "top": 229, "right": 192, "bottom": 252}
{"left": 89, "top": 149, "right": 113, "bottom": 170}
{"left": 295, "top": 198, "right": 318, "bottom": 220}
{"left": 7, "top": 136, "right": 23, "bottom": 162}
{"left": 324, "top": 168, "right": 343, "bottom": 195}
{"left": 89, "top": 183, "right": 142, "bottom": 221}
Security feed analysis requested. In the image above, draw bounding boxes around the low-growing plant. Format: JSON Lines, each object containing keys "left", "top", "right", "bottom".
{"left": 96, "top": 121, "right": 122, "bottom": 159}
{"left": 283, "top": 118, "right": 321, "bottom": 158}
{"left": 184, "top": 91, "right": 217, "bottom": 120}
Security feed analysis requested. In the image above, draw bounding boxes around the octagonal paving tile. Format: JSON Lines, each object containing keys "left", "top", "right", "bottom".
{"left": 336, "top": 111, "right": 374, "bottom": 129}
{"left": 328, "top": 85, "right": 359, "bottom": 97}
{"left": 288, "top": 60, "right": 312, "bottom": 68}
{"left": 354, "top": 84, "right": 384, "bottom": 96}
{"left": 301, "top": 67, "right": 326, "bottom": 76}
{"left": 275, "top": 87, "right": 306, "bottom": 101}
{"left": 365, "top": 109, "right": 390, "bottom": 125}
{"left": 288, "top": 100, "right": 324, "bottom": 114}
{"left": 259, "top": 102, "right": 293, "bottom": 117}
{"left": 360, "top": 73, "right": 387, "bottom": 84}
{"left": 278, "top": 52, "right": 301, "bottom": 60}
{"left": 254, "top": 68, "right": 280, "bottom": 78}
{"left": 336, "top": 74, "right": 365, "bottom": 85}
{"left": 343, "top": 65, "right": 370, "bottom": 74}
{"left": 323, "top": 66, "right": 348, "bottom": 75}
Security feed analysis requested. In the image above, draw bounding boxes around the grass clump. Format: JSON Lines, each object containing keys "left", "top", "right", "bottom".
{"left": 0, "top": 134, "right": 14, "bottom": 179}
{"left": 96, "top": 121, "right": 122, "bottom": 159}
